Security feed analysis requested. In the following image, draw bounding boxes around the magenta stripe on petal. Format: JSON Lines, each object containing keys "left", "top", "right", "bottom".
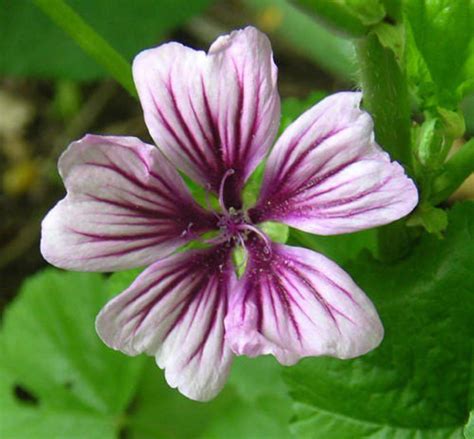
{"left": 250, "top": 92, "right": 418, "bottom": 235}
{"left": 133, "top": 26, "right": 280, "bottom": 208}
{"left": 225, "top": 238, "right": 383, "bottom": 365}
{"left": 41, "top": 135, "right": 216, "bottom": 272}
{"left": 96, "top": 244, "right": 235, "bottom": 401}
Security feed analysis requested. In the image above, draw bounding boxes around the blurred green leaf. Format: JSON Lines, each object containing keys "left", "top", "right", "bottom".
{"left": 295, "top": 0, "right": 385, "bottom": 37}
{"left": 106, "top": 268, "right": 143, "bottom": 300}
{"left": 404, "top": 15, "right": 436, "bottom": 107}
{"left": 243, "top": 0, "right": 357, "bottom": 80}
{"left": 0, "top": 269, "right": 292, "bottom": 438}
{"left": 126, "top": 359, "right": 237, "bottom": 439}
{"left": 462, "top": 93, "right": 474, "bottom": 137}
{"left": 414, "top": 116, "right": 444, "bottom": 168}
{"left": 202, "top": 356, "right": 293, "bottom": 439}
{"left": 280, "top": 91, "right": 328, "bottom": 133}
{"left": 289, "top": 228, "right": 377, "bottom": 266}
{"left": 0, "top": 0, "right": 213, "bottom": 80}
{"left": 403, "top": 0, "right": 473, "bottom": 106}
{"left": 381, "top": 0, "right": 402, "bottom": 20}
{"left": 465, "top": 411, "right": 474, "bottom": 439}
{"left": 406, "top": 204, "right": 448, "bottom": 236}
{"left": 0, "top": 270, "right": 144, "bottom": 438}
{"left": 437, "top": 107, "right": 466, "bottom": 140}
{"left": 431, "top": 138, "right": 474, "bottom": 205}
{"left": 285, "top": 202, "right": 474, "bottom": 438}
{"left": 373, "top": 22, "right": 403, "bottom": 60}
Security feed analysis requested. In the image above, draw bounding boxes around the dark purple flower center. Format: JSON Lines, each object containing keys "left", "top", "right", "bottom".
{"left": 217, "top": 207, "right": 246, "bottom": 238}
{"left": 209, "top": 169, "right": 271, "bottom": 256}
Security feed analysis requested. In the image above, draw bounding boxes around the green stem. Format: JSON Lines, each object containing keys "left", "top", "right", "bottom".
{"left": 355, "top": 33, "right": 412, "bottom": 168}
{"left": 355, "top": 32, "right": 414, "bottom": 261}
{"left": 375, "top": 220, "right": 412, "bottom": 262}
{"left": 33, "top": 0, "right": 136, "bottom": 98}
{"left": 431, "top": 138, "right": 474, "bottom": 205}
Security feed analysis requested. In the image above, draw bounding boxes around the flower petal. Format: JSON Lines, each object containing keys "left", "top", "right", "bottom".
{"left": 250, "top": 92, "right": 418, "bottom": 235}
{"left": 133, "top": 26, "right": 280, "bottom": 208}
{"left": 41, "top": 135, "right": 216, "bottom": 271}
{"left": 96, "top": 245, "right": 235, "bottom": 401}
{"left": 225, "top": 239, "right": 383, "bottom": 365}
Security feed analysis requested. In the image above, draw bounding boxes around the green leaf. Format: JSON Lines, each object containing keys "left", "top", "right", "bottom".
{"left": 403, "top": 0, "right": 473, "bottom": 106}
{"left": 0, "top": 0, "right": 213, "bottom": 80}
{"left": 414, "top": 116, "right": 444, "bottom": 168}
{"left": 406, "top": 204, "right": 448, "bottom": 236}
{"left": 285, "top": 202, "right": 474, "bottom": 438}
{"left": 126, "top": 359, "right": 237, "bottom": 439}
{"left": 431, "top": 138, "right": 474, "bottom": 204}
{"left": 106, "top": 268, "right": 143, "bottom": 299}
{"left": 381, "top": 0, "right": 402, "bottom": 21}
{"left": 126, "top": 357, "right": 292, "bottom": 439}
{"left": 280, "top": 91, "right": 328, "bottom": 133}
{"left": 289, "top": 228, "right": 377, "bottom": 266}
{"left": 201, "top": 357, "right": 293, "bottom": 439}
{"left": 373, "top": 22, "right": 404, "bottom": 60}
{"left": 404, "top": 16, "right": 436, "bottom": 107}
{"left": 346, "top": 0, "right": 386, "bottom": 25}
{"left": 465, "top": 411, "right": 474, "bottom": 439}
{"left": 0, "top": 269, "right": 293, "bottom": 438}
{"left": 0, "top": 269, "right": 144, "bottom": 438}
{"left": 437, "top": 107, "right": 466, "bottom": 140}
{"left": 126, "top": 355, "right": 292, "bottom": 438}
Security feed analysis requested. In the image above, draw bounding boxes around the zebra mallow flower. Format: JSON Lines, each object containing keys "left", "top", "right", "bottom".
{"left": 41, "top": 26, "right": 418, "bottom": 401}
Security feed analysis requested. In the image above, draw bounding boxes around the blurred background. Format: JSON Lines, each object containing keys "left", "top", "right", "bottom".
{"left": 0, "top": 0, "right": 360, "bottom": 306}
{"left": 3, "top": 0, "right": 473, "bottom": 308}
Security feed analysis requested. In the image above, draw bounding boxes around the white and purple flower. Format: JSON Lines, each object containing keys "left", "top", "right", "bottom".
{"left": 41, "top": 27, "right": 418, "bottom": 401}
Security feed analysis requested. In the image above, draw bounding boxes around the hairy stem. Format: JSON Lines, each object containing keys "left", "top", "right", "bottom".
{"left": 355, "top": 33, "right": 412, "bottom": 168}
{"left": 33, "top": 0, "right": 136, "bottom": 98}
{"left": 355, "top": 32, "right": 414, "bottom": 262}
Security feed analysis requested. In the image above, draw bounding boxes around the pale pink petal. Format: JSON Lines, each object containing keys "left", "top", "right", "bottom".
{"left": 96, "top": 244, "right": 235, "bottom": 401}
{"left": 41, "top": 135, "right": 216, "bottom": 271}
{"left": 133, "top": 26, "right": 280, "bottom": 208}
{"left": 225, "top": 239, "right": 383, "bottom": 365}
{"left": 250, "top": 92, "right": 418, "bottom": 234}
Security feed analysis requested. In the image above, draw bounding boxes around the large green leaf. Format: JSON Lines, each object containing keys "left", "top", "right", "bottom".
{"left": 0, "top": 268, "right": 292, "bottom": 438}
{"left": 0, "top": 0, "right": 212, "bottom": 80}
{"left": 201, "top": 356, "right": 293, "bottom": 439}
{"left": 285, "top": 202, "right": 474, "bottom": 438}
{"left": 0, "top": 270, "right": 144, "bottom": 438}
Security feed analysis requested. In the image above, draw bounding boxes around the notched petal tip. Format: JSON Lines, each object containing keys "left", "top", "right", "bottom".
{"left": 225, "top": 241, "right": 384, "bottom": 365}
{"left": 41, "top": 134, "right": 216, "bottom": 272}
{"left": 95, "top": 246, "right": 235, "bottom": 401}
{"left": 252, "top": 90, "right": 418, "bottom": 235}
{"left": 132, "top": 25, "right": 280, "bottom": 203}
